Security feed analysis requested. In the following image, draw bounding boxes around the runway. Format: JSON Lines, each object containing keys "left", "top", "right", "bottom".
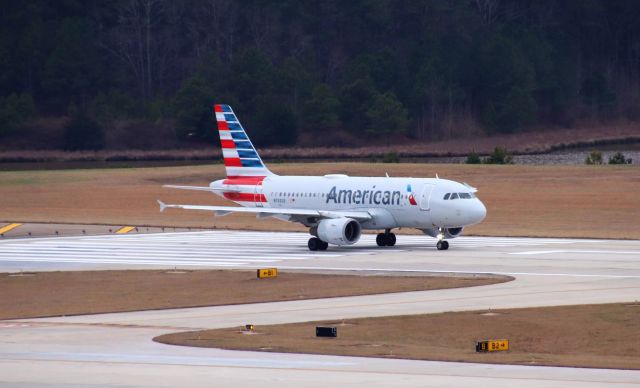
{"left": 1, "top": 230, "right": 639, "bottom": 387}
{"left": 0, "top": 229, "right": 633, "bottom": 275}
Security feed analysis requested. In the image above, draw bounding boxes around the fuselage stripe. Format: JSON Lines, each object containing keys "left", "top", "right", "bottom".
{"left": 223, "top": 192, "right": 267, "bottom": 202}
{"left": 225, "top": 176, "right": 265, "bottom": 182}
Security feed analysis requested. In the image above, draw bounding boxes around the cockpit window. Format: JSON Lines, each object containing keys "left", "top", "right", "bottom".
{"left": 450, "top": 193, "right": 459, "bottom": 200}
{"left": 459, "top": 192, "right": 471, "bottom": 199}
{"left": 443, "top": 193, "right": 451, "bottom": 200}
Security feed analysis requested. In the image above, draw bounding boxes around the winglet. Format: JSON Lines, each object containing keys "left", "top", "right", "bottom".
{"left": 157, "top": 200, "right": 166, "bottom": 212}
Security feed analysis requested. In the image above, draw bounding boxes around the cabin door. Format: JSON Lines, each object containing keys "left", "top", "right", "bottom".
{"left": 419, "top": 184, "right": 434, "bottom": 211}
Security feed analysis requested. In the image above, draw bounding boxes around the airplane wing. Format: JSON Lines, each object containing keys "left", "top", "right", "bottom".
{"left": 157, "top": 200, "right": 372, "bottom": 220}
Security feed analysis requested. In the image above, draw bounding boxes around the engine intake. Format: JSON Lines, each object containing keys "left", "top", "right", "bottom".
{"left": 315, "top": 217, "right": 361, "bottom": 246}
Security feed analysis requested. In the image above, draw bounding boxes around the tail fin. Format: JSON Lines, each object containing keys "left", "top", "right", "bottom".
{"left": 214, "top": 104, "right": 274, "bottom": 178}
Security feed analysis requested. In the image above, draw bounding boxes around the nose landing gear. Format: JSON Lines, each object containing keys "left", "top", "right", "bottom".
{"left": 376, "top": 229, "right": 396, "bottom": 247}
{"left": 436, "top": 240, "right": 449, "bottom": 250}
{"left": 436, "top": 228, "right": 449, "bottom": 250}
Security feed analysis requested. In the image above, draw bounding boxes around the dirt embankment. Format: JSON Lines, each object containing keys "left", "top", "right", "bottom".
{"left": 0, "top": 270, "right": 505, "bottom": 320}
{"left": 157, "top": 303, "right": 640, "bottom": 370}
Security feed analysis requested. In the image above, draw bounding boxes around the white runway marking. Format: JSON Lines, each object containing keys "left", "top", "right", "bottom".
{"left": 0, "top": 230, "right": 596, "bottom": 269}
{"left": 512, "top": 249, "right": 640, "bottom": 255}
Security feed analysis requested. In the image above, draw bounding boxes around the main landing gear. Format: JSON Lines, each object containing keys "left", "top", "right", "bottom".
{"left": 308, "top": 237, "right": 328, "bottom": 251}
{"left": 376, "top": 229, "right": 396, "bottom": 247}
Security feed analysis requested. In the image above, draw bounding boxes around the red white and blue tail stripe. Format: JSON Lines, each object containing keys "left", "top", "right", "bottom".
{"left": 214, "top": 104, "right": 274, "bottom": 179}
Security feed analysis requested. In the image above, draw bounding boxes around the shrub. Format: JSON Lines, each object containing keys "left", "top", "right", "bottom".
{"left": 0, "top": 93, "right": 35, "bottom": 135}
{"left": 173, "top": 75, "right": 214, "bottom": 140}
{"left": 93, "top": 90, "right": 138, "bottom": 122}
{"left": 383, "top": 151, "right": 399, "bottom": 163}
{"left": 465, "top": 151, "right": 481, "bottom": 164}
{"left": 608, "top": 151, "right": 632, "bottom": 165}
{"left": 484, "top": 147, "right": 513, "bottom": 164}
{"left": 64, "top": 112, "right": 105, "bottom": 150}
{"left": 585, "top": 150, "right": 603, "bottom": 165}
{"left": 253, "top": 98, "right": 298, "bottom": 146}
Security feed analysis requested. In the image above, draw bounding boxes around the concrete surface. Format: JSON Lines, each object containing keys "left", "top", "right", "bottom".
{"left": 0, "top": 230, "right": 639, "bottom": 387}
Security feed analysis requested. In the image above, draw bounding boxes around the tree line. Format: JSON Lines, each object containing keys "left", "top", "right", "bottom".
{"left": 1, "top": 0, "right": 640, "bottom": 149}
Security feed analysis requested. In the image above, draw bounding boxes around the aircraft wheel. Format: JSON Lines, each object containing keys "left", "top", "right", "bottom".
{"left": 376, "top": 233, "right": 386, "bottom": 247}
{"left": 319, "top": 241, "right": 329, "bottom": 251}
{"left": 308, "top": 237, "right": 321, "bottom": 251}
{"left": 436, "top": 240, "right": 449, "bottom": 250}
{"left": 387, "top": 233, "right": 396, "bottom": 247}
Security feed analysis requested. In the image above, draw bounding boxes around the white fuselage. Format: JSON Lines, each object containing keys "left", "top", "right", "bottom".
{"left": 211, "top": 174, "right": 487, "bottom": 230}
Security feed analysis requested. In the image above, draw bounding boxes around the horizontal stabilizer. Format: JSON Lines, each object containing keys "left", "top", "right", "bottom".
{"left": 163, "top": 185, "right": 212, "bottom": 192}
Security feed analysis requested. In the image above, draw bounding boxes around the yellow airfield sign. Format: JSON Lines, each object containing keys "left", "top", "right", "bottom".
{"left": 476, "top": 339, "right": 509, "bottom": 352}
{"left": 257, "top": 268, "right": 278, "bottom": 279}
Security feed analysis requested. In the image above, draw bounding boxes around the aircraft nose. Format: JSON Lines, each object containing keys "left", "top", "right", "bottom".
{"left": 472, "top": 199, "right": 487, "bottom": 224}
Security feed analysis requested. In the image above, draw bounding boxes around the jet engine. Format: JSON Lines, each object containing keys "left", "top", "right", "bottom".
{"left": 421, "top": 227, "right": 464, "bottom": 239}
{"left": 315, "top": 217, "right": 361, "bottom": 246}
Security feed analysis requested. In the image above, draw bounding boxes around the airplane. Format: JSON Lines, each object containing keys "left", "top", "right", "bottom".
{"left": 158, "top": 104, "right": 486, "bottom": 251}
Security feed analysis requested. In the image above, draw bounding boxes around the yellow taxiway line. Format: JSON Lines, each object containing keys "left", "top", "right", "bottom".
{"left": 0, "top": 223, "right": 22, "bottom": 235}
{"left": 115, "top": 226, "right": 136, "bottom": 234}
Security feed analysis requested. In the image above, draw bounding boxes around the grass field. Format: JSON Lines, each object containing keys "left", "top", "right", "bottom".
{"left": 1, "top": 162, "right": 639, "bottom": 239}
{"left": 156, "top": 303, "right": 640, "bottom": 370}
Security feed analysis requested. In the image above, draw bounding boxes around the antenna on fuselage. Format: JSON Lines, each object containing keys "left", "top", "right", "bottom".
{"left": 385, "top": 172, "right": 389, "bottom": 178}
{"left": 436, "top": 173, "right": 439, "bottom": 179}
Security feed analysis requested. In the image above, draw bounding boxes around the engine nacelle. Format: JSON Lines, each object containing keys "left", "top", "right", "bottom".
{"left": 315, "top": 217, "right": 361, "bottom": 246}
{"left": 421, "top": 227, "right": 464, "bottom": 239}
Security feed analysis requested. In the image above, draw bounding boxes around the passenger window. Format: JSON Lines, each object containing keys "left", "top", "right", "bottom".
{"left": 450, "top": 193, "right": 459, "bottom": 200}
{"left": 443, "top": 193, "right": 451, "bottom": 200}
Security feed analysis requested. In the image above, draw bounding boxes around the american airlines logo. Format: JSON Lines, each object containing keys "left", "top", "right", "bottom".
{"left": 326, "top": 186, "right": 403, "bottom": 205}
